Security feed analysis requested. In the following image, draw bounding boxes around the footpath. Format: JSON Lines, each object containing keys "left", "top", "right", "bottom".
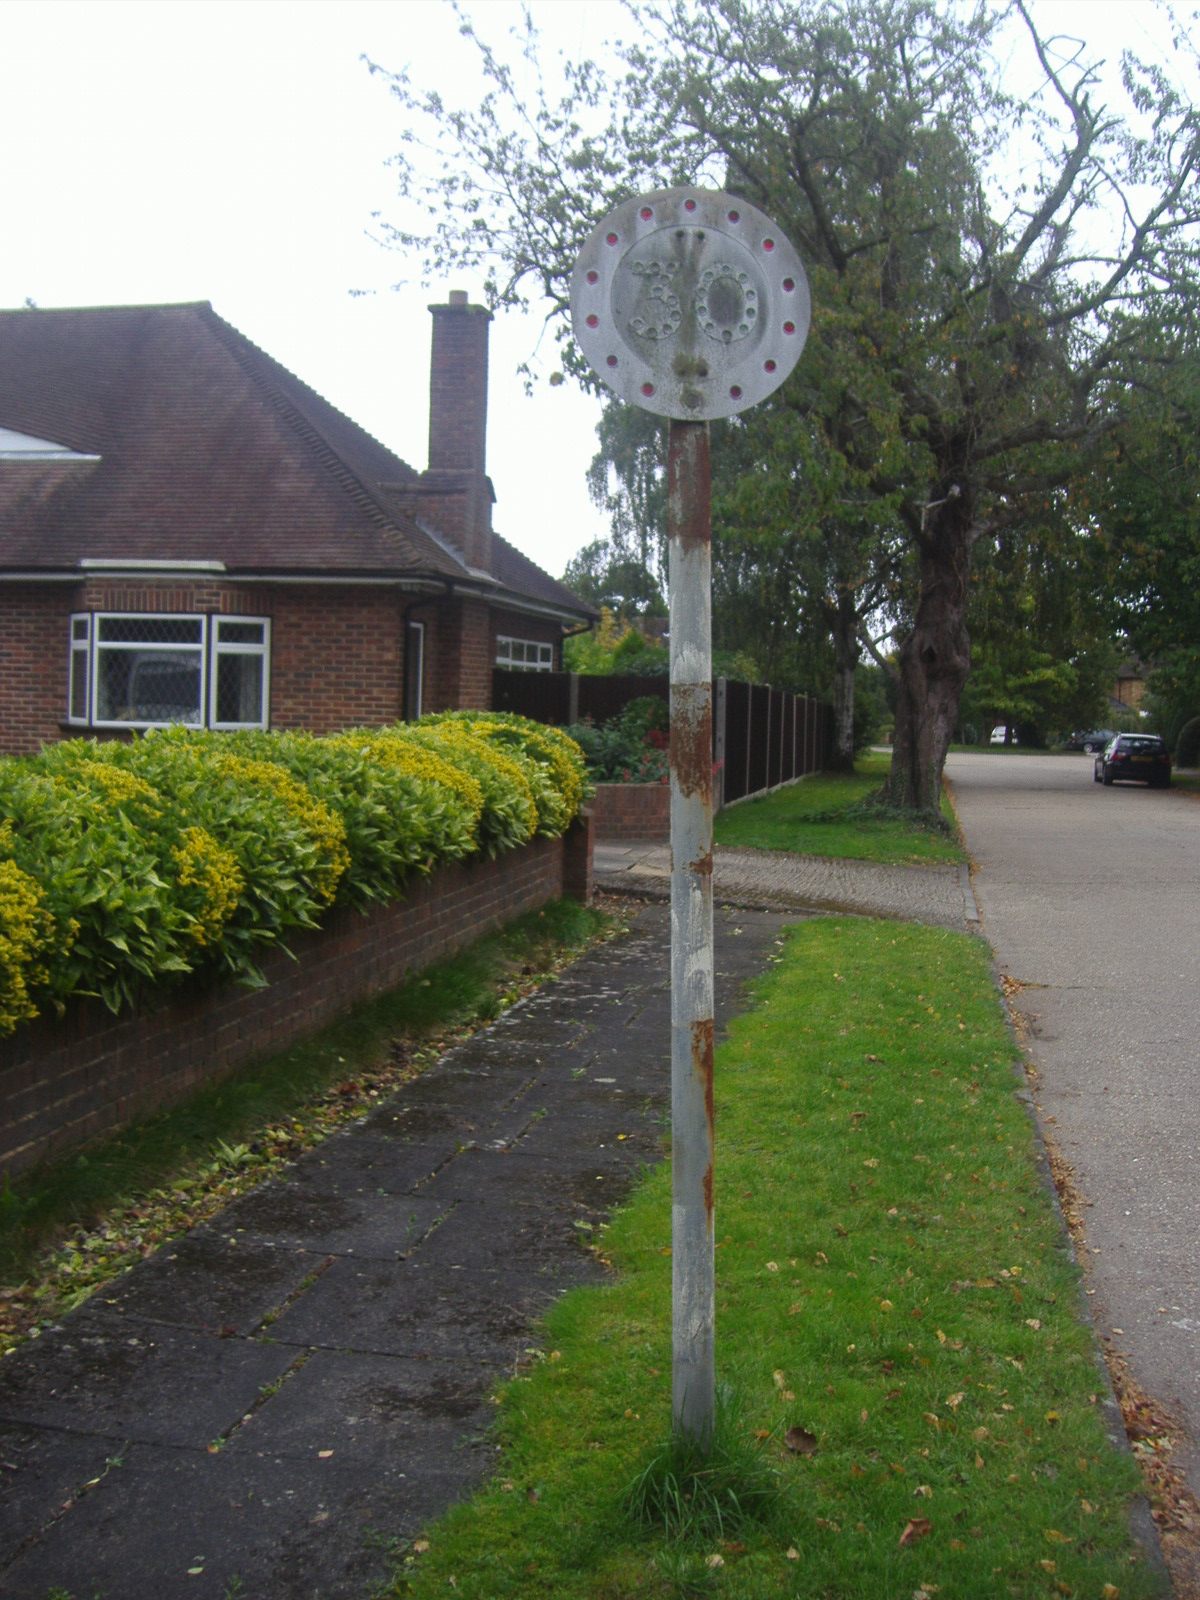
{"left": 0, "top": 901, "right": 791, "bottom": 1600}
{"left": 595, "top": 840, "right": 980, "bottom": 930}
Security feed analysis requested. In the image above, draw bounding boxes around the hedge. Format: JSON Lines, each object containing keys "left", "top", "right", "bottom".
{"left": 0, "top": 715, "right": 589, "bottom": 1034}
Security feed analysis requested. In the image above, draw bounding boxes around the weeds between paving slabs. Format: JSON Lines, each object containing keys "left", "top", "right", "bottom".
{"left": 714, "top": 752, "right": 964, "bottom": 866}
{"left": 0, "top": 897, "right": 619, "bottom": 1353}
{"left": 386, "top": 918, "right": 1158, "bottom": 1600}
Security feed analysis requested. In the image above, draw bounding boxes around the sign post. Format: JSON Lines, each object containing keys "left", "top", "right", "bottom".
{"left": 570, "top": 188, "right": 809, "bottom": 1446}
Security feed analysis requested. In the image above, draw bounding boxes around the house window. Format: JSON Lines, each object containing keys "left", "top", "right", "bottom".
{"left": 405, "top": 621, "right": 424, "bottom": 721}
{"left": 70, "top": 614, "right": 270, "bottom": 730}
{"left": 495, "top": 635, "right": 554, "bottom": 673}
{"left": 210, "top": 618, "right": 270, "bottom": 729}
{"left": 94, "top": 615, "right": 205, "bottom": 727}
{"left": 68, "top": 614, "right": 90, "bottom": 724}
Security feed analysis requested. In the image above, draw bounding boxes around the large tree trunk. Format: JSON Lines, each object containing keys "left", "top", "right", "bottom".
{"left": 829, "top": 588, "right": 859, "bottom": 773}
{"left": 884, "top": 491, "right": 973, "bottom": 815}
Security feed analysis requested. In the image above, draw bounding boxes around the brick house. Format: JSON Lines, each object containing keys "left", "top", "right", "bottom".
{"left": 0, "top": 297, "right": 595, "bottom": 755}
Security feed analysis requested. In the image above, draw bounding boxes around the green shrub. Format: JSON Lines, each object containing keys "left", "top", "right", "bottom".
{"left": 0, "top": 715, "right": 584, "bottom": 1031}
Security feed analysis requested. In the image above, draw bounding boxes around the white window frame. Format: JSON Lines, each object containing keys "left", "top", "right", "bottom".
{"left": 90, "top": 612, "right": 208, "bottom": 730}
{"left": 68, "top": 613, "right": 91, "bottom": 725}
{"left": 495, "top": 634, "right": 554, "bottom": 673}
{"left": 405, "top": 620, "right": 425, "bottom": 721}
{"left": 209, "top": 616, "right": 271, "bottom": 731}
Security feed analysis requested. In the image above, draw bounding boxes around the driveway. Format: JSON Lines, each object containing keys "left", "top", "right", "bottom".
{"left": 947, "top": 751, "right": 1200, "bottom": 1495}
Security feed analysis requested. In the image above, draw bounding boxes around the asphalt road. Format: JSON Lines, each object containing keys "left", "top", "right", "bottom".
{"left": 947, "top": 751, "right": 1200, "bottom": 1495}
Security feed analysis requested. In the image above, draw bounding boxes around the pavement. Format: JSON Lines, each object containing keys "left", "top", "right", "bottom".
{"left": 0, "top": 901, "right": 793, "bottom": 1600}
{"left": 595, "top": 839, "right": 980, "bottom": 930}
{"left": 947, "top": 752, "right": 1200, "bottom": 1508}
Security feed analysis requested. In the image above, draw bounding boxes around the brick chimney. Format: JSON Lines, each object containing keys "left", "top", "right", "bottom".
{"left": 417, "top": 290, "right": 495, "bottom": 573}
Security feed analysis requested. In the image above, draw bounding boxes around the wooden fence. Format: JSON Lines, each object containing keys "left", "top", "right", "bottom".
{"left": 493, "top": 670, "right": 832, "bottom": 808}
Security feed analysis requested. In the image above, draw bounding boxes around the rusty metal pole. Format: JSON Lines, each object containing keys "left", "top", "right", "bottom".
{"left": 667, "top": 418, "right": 714, "bottom": 1447}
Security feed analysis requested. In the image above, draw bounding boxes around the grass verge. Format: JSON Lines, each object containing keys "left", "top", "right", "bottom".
{"left": 0, "top": 896, "right": 619, "bottom": 1353}
{"left": 384, "top": 917, "right": 1158, "bottom": 1599}
{"left": 714, "top": 753, "right": 964, "bottom": 865}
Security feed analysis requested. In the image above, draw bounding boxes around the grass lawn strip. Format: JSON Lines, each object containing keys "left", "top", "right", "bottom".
{"left": 715, "top": 753, "right": 964, "bottom": 865}
{"left": 0, "top": 897, "right": 622, "bottom": 1355}
{"left": 390, "top": 918, "right": 1157, "bottom": 1600}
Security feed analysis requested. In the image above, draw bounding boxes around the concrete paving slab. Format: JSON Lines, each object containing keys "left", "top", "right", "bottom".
{"left": 96, "top": 1227, "right": 317, "bottom": 1335}
{"left": 218, "top": 1182, "right": 448, "bottom": 1261}
{"left": 0, "top": 1306, "right": 295, "bottom": 1448}
{"left": 0, "top": 1422, "right": 123, "bottom": 1557}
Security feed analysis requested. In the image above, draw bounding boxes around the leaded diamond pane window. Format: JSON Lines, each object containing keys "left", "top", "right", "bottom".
{"left": 210, "top": 617, "right": 270, "bottom": 728}
{"left": 94, "top": 615, "right": 204, "bottom": 726}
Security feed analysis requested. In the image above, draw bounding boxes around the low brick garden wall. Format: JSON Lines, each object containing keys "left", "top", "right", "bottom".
{"left": 0, "top": 816, "right": 593, "bottom": 1177}
{"left": 590, "top": 781, "right": 671, "bottom": 842}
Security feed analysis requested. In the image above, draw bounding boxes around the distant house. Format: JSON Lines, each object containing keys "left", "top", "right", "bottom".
{"left": 1110, "top": 659, "right": 1147, "bottom": 713}
{"left": 0, "top": 296, "right": 594, "bottom": 755}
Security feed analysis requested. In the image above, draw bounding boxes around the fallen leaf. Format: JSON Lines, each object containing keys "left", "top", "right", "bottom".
{"left": 973, "top": 1426, "right": 989, "bottom": 1441}
{"left": 851, "top": 1463, "right": 866, "bottom": 1478}
{"left": 784, "top": 1426, "right": 818, "bottom": 1455}
{"left": 899, "top": 1517, "right": 932, "bottom": 1547}
{"left": 318, "top": 1450, "right": 334, "bottom": 1459}
{"left": 1043, "top": 1529, "right": 1073, "bottom": 1545}
{"left": 526, "top": 1486, "right": 540, "bottom": 1503}
{"left": 864, "top": 1158, "right": 879, "bottom": 1168}
{"left": 880, "top": 1299, "right": 894, "bottom": 1312}
{"left": 413, "top": 1540, "right": 430, "bottom": 1555}
{"left": 1100, "top": 1587, "right": 1119, "bottom": 1599}
{"left": 1025, "top": 1318, "right": 1042, "bottom": 1331}
{"left": 773, "top": 1370, "right": 787, "bottom": 1390}
{"left": 914, "top": 1484, "right": 933, "bottom": 1498}
{"left": 786, "top": 1547, "right": 800, "bottom": 1560}
{"left": 720, "top": 1541, "right": 747, "bottom": 1555}
{"left": 1044, "top": 1410, "right": 1061, "bottom": 1426}
{"left": 706, "top": 1553, "right": 725, "bottom": 1569}
{"left": 946, "top": 1393, "right": 965, "bottom": 1411}
{"left": 1039, "top": 1560, "right": 1057, "bottom": 1573}
{"left": 975, "top": 1453, "right": 985, "bottom": 1469}
{"left": 922, "top": 1412, "right": 941, "bottom": 1429}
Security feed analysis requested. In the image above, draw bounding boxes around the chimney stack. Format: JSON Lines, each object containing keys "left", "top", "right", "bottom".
{"left": 418, "top": 291, "right": 494, "bottom": 573}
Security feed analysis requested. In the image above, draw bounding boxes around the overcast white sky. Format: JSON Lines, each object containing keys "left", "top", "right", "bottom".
{"left": 0, "top": 1, "right": 1186, "bottom": 581}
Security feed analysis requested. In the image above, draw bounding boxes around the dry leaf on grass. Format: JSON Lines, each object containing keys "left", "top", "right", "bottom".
{"left": 899, "top": 1517, "right": 932, "bottom": 1547}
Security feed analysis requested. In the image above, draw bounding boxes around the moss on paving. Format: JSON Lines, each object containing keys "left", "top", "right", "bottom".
{"left": 715, "top": 754, "right": 964, "bottom": 865}
{"left": 385, "top": 919, "right": 1157, "bottom": 1600}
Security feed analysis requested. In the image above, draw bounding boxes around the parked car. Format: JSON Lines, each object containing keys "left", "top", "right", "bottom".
{"left": 1068, "top": 728, "right": 1116, "bottom": 753}
{"left": 1094, "top": 733, "right": 1171, "bottom": 788}
{"left": 989, "top": 725, "right": 1019, "bottom": 745}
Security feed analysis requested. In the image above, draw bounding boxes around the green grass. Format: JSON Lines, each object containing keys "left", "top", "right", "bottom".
{"left": 714, "top": 753, "right": 964, "bottom": 864}
{"left": 0, "top": 898, "right": 612, "bottom": 1299}
{"left": 385, "top": 919, "right": 1157, "bottom": 1600}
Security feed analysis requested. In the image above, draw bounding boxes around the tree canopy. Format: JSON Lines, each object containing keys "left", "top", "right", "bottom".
{"left": 373, "top": 0, "right": 1200, "bottom": 808}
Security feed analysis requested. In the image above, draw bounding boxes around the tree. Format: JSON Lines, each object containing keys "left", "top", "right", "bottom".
{"left": 372, "top": 0, "right": 1200, "bottom": 812}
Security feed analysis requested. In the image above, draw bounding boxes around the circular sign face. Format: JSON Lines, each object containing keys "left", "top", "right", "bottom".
{"left": 570, "top": 187, "right": 810, "bottom": 421}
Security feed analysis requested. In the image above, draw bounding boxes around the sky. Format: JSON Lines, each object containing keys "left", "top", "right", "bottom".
{"left": 0, "top": 0, "right": 1188, "bottom": 582}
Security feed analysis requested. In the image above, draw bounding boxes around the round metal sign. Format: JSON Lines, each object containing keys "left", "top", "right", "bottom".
{"left": 570, "top": 186, "right": 810, "bottom": 422}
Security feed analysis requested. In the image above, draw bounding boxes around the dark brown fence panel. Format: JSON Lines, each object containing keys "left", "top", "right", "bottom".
{"left": 722, "top": 680, "right": 750, "bottom": 803}
{"left": 577, "top": 674, "right": 668, "bottom": 725}
{"left": 492, "top": 670, "right": 571, "bottom": 724}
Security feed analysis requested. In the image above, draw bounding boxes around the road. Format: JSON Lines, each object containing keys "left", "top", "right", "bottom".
{"left": 947, "top": 751, "right": 1200, "bottom": 1498}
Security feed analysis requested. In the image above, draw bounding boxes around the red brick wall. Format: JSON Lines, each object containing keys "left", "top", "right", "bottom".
{"left": 429, "top": 597, "right": 492, "bottom": 712}
{"left": 591, "top": 781, "right": 671, "bottom": 841}
{"left": 0, "top": 819, "right": 594, "bottom": 1177}
{"left": 0, "top": 585, "right": 80, "bottom": 754}
{"left": 268, "top": 586, "right": 403, "bottom": 733}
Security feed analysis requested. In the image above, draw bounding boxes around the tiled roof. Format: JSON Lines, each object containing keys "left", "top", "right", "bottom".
{"left": 0, "top": 303, "right": 593, "bottom": 620}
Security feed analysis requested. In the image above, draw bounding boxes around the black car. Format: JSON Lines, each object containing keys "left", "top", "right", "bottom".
{"left": 1094, "top": 733, "right": 1171, "bottom": 788}
{"left": 1069, "top": 728, "right": 1117, "bottom": 753}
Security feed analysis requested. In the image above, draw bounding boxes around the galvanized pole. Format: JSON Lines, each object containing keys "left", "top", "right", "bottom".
{"left": 667, "top": 418, "right": 715, "bottom": 1447}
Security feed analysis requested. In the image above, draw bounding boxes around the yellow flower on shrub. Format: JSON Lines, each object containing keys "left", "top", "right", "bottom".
{"left": 53, "top": 758, "right": 162, "bottom": 816}
{"left": 0, "top": 842, "right": 53, "bottom": 1034}
{"left": 336, "top": 733, "right": 485, "bottom": 824}
{"left": 170, "top": 827, "right": 244, "bottom": 947}
{"left": 212, "top": 754, "right": 349, "bottom": 906}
